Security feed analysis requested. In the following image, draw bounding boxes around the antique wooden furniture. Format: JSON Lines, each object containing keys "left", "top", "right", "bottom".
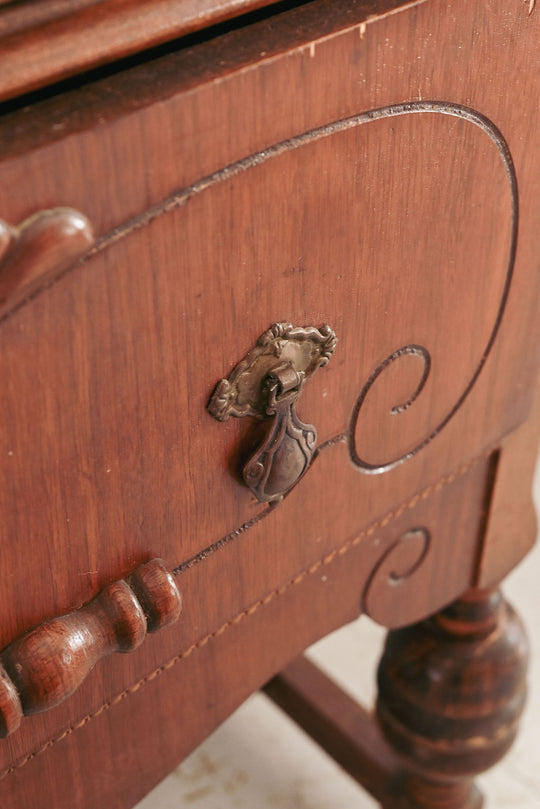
{"left": 0, "top": 0, "right": 538, "bottom": 807}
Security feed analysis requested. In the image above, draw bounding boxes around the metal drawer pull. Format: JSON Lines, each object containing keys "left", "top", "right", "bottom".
{"left": 208, "top": 322, "right": 337, "bottom": 503}
{"left": 0, "top": 559, "right": 182, "bottom": 738}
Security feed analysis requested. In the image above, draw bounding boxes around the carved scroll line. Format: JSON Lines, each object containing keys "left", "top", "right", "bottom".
{"left": 0, "top": 103, "right": 516, "bottom": 496}
{"left": 349, "top": 345, "right": 432, "bottom": 472}
{"left": 0, "top": 102, "right": 517, "bottom": 340}
{"left": 0, "top": 104, "right": 517, "bottom": 483}
{"left": 0, "top": 451, "right": 488, "bottom": 779}
{"left": 387, "top": 528, "right": 431, "bottom": 583}
{"left": 362, "top": 527, "right": 432, "bottom": 626}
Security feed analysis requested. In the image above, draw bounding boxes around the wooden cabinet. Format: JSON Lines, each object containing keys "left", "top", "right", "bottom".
{"left": 0, "top": 1, "right": 538, "bottom": 807}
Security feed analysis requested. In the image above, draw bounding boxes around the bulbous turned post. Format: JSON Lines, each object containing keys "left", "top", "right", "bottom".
{"left": 376, "top": 588, "right": 528, "bottom": 809}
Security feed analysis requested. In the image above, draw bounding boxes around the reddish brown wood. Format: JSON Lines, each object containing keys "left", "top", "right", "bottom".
{"left": 0, "top": 100, "right": 522, "bottom": 656}
{"left": 127, "top": 559, "right": 183, "bottom": 632}
{"left": 0, "top": 0, "right": 537, "bottom": 806}
{"left": 477, "top": 377, "right": 540, "bottom": 586}
{"left": 0, "top": 208, "right": 93, "bottom": 316}
{"left": 0, "top": 560, "right": 181, "bottom": 738}
{"left": 0, "top": 0, "right": 294, "bottom": 103}
{"left": 0, "top": 454, "right": 494, "bottom": 807}
{"left": 264, "top": 655, "right": 403, "bottom": 804}
{"left": 376, "top": 588, "right": 529, "bottom": 809}
{"left": 0, "top": 668, "right": 22, "bottom": 740}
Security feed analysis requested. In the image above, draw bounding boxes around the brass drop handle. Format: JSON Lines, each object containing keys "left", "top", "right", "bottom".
{"left": 0, "top": 559, "right": 182, "bottom": 738}
{"left": 208, "top": 322, "right": 337, "bottom": 503}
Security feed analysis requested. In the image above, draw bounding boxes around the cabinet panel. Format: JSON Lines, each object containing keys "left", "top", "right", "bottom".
{"left": 0, "top": 105, "right": 514, "bottom": 646}
{"left": 0, "top": 0, "right": 538, "bottom": 805}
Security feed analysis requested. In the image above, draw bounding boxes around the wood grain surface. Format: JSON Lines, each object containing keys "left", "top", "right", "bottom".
{"left": 0, "top": 208, "right": 94, "bottom": 316}
{"left": 0, "top": 0, "right": 297, "bottom": 103}
{"left": 0, "top": 456, "right": 494, "bottom": 808}
{"left": 0, "top": 0, "right": 538, "bottom": 805}
{"left": 0, "top": 102, "right": 519, "bottom": 643}
{"left": 0, "top": 560, "right": 181, "bottom": 738}
{"left": 377, "top": 588, "right": 529, "bottom": 808}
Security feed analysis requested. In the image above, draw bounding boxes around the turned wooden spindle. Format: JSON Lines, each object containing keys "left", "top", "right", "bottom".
{"left": 0, "top": 208, "right": 94, "bottom": 315}
{"left": 0, "top": 559, "right": 182, "bottom": 738}
{"left": 376, "top": 588, "right": 528, "bottom": 809}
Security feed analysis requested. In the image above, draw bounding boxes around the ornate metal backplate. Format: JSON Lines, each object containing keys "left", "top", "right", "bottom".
{"left": 208, "top": 322, "right": 336, "bottom": 503}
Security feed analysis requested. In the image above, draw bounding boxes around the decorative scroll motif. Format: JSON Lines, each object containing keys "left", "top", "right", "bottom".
{"left": 203, "top": 104, "right": 516, "bottom": 494}
{"left": 0, "top": 106, "right": 516, "bottom": 471}
{"left": 363, "top": 527, "right": 431, "bottom": 627}
{"left": 340, "top": 109, "right": 515, "bottom": 473}
{"left": 208, "top": 323, "right": 336, "bottom": 502}
{"left": 349, "top": 345, "right": 432, "bottom": 473}
{"left": 199, "top": 104, "right": 515, "bottom": 482}
{"left": 0, "top": 208, "right": 94, "bottom": 316}
{"left": 0, "top": 107, "right": 516, "bottom": 474}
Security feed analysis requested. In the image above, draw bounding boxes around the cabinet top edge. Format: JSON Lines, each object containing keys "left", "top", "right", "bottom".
{"left": 0, "top": 0, "right": 416, "bottom": 104}
{"left": 0, "top": 0, "right": 422, "bottom": 158}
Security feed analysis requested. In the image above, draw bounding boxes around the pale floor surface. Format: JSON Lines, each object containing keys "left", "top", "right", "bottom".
{"left": 136, "top": 464, "right": 540, "bottom": 809}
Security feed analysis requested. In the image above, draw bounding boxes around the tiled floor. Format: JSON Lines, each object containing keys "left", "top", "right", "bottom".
{"left": 136, "top": 463, "right": 540, "bottom": 809}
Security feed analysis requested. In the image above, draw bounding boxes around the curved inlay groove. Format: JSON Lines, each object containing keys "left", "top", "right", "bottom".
{"left": 0, "top": 104, "right": 517, "bottom": 758}
{"left": 0, "top": 102, "right": 517, "bottom": 340}
{"left": 0, "top": 451, "right": 488, "bottom": 777}
{"left": 0, "top": 100, "right": 512, "bottom": 570}
{"left": 0, "top": 101, "right": 515, "bottom": 485}
{"left": 362, "top": 527, "right": 432, "bottom": 626}
{"left": 0, "top": 105, "right": 517, "bottom": 491}
{"left": 349, "top": 346, "right": 432, "bottom": 471}
{"left": 167, "top": 101, "right": 516, "bottom": 567}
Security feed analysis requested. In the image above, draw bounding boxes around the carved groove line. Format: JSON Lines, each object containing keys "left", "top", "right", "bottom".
{"left": 381, "top": 528, "right": 430, "bottom": 583}
{"left": 344, "top": 114, "right": 517, "bottom": 472}
{"left": 349, "top": 345, "right": 432, "bottom": 471}
{"left": 174, "top": 506, "right": 274, "bottom": 574}
{"left": 362, "top": 527, "right": 432, "bottom": 622}
{"left": 0, "top": 104, "right": 517, "bottom": 770}
{"left": 0, "top": 103, "right": 510, "bottom": 574}
{"left": 0, "top": 102, "right": 517, "bottom": 341}
{"left": 0, "top": 449, "right": 490, "bottom": 781}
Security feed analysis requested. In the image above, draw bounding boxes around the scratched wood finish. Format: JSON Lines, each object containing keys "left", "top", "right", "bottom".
{"left": 0, "top": 0, "right": 538, "bottom": 806}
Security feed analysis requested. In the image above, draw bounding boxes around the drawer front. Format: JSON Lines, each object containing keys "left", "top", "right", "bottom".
{"left": 0, "top": 94, "right": 517, "bottom": 638}
{"left": 0, "top": 0, "right": 539, "bottom": 805}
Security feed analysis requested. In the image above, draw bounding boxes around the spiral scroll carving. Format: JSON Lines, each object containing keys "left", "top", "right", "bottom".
{"left": 337, "top": 106, "right": 516, "bottom": 475}
{"left": 349, "top": 346, "right": 432, "bottom": 472}
{"left": 363, "top": 528, "right": 432, "bottom": 628}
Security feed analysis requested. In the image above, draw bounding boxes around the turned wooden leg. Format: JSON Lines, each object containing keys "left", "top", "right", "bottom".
{"left": 376, "top": 588, "right": 528, "bottom": 809}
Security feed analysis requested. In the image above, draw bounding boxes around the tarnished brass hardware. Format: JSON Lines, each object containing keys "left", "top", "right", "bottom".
{"left": 208, "top": 322, "right": 336, "bottom": 503}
